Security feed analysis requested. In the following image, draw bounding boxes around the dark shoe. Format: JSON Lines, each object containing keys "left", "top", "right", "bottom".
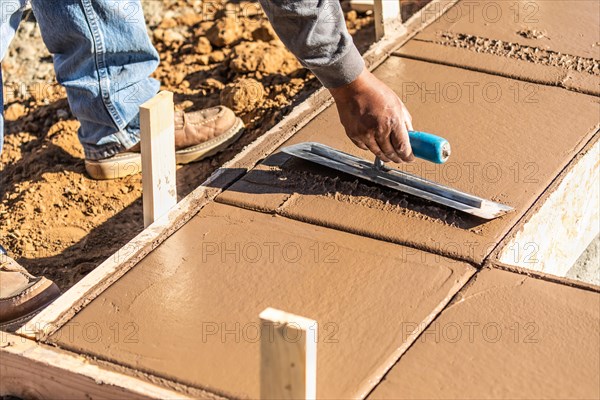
{"left": 84, "top": 106, "right": 244, "bottom": 180}
{"left": 0, "top": 255, "right": 61, "bottom": 332}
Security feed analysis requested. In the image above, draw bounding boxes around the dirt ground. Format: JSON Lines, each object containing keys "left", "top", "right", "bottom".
{"left": 0, "top": 0, "right": 401, "bottom": 291}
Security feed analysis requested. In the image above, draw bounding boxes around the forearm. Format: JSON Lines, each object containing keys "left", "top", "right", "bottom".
{"left": 259, "top": 0, "right": 365, "bottom": 88}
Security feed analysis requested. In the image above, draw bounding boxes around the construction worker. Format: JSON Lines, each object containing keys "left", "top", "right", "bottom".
{"left": 0, "top": 0, "right": 413, "bottom": 330}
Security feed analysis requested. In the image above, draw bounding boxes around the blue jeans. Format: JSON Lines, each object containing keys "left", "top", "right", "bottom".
{"left": 1, "top": 0, "right": 160, "bottom": 160}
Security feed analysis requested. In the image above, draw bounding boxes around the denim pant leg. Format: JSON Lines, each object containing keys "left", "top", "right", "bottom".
{"left": 0, "top": 0, "right": 27, "bottom": 156}
{"left": 29, "top": 0, "right": 160, "bottom": 160}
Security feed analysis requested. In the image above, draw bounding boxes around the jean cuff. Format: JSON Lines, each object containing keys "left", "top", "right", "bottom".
{"left": 82, "top": 127, "right": 140, "bottom": 160}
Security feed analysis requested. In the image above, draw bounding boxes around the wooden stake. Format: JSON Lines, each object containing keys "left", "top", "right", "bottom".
{"left": 140, "top": 91, "right": 177, "bottom": 228}
{"left": 260, "top": 308, "right": 317, "bottom": 400}
{"left": 374, "top": 0, "right": 402, "bottom": 41}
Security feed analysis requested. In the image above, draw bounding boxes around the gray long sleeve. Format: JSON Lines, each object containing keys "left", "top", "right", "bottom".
{"left": 259, "top": 0, "right": 365, "bottom": 88}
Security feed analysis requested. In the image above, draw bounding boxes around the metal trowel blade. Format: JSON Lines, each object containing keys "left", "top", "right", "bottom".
{"left": 280, "top": 142, "right": 513, "bottom": 220}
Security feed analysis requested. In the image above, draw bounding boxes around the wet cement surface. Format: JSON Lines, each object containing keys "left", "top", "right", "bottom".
{"left": 49, "top": 202, "right": 475, "bottom": 399}
{"left": 415, "top": 0, "right": 600, "bottom": 59}
{"left": 395, "top": 0, "right": 600, "bottom": 94}
{"left": 367, "top": 267, "right": 600, "bottom": 400}
{"left": 218, "top": 56, "right": 599, "bottom": 264}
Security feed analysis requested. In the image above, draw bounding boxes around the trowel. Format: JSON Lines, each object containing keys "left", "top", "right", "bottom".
{"left": 280, "top": 131, "right": 513, "bottom": 220}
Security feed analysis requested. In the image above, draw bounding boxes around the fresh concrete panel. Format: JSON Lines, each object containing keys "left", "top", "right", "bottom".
{"left": 367, "top": 268, "right": 600, "bottom": 400}
{"left": 49, "top": 202, "right": 475, "bottom": 399}
{"left": 395, "top": 0, "right": 600, "bottom": 95}
{"left": 414, "top": 0, "right": 600, "bottom": 59}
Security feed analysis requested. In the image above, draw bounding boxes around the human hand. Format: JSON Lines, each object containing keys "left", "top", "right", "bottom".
{"left": 329, "top": 68, "right": 414, "bottom": 163}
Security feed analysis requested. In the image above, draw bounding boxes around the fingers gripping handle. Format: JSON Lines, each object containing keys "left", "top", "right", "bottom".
{"left": 375, "top": 131, "right": 450, "bottom": 168}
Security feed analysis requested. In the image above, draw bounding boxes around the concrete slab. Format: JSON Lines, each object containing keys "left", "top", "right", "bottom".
{"left": 48, "top": 202, "right": 475, "bottom": 399}
{"left": 395, "top": 40, "right": 600, "bottom": 96}
{"left": 218, "top": 56, "right": 599, "bottom": 264}
{"left": 415, "top": 0, "right": 600, "bottom": 59}
{"left": 367, "top": 268, "right": 600, "bottom": 400}
{"left": 395, "top": 0, "right": 600, "bottom": 95}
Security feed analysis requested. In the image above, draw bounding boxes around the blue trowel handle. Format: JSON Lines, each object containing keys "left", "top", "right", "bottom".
{"left": 409, "top": 131, "right": 451, "bottom": 164}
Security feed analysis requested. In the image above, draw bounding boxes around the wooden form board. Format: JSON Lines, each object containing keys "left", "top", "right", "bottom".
{"left": 0, "top": 332, "right": 197, "bottom": 400}
{"left": 374, "top": 0, "right": 402, "bottom": 40}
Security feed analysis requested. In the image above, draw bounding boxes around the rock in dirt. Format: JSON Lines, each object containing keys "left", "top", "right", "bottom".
{"left": 252, "top": 21, "right": 278, "bottom": 42}
{"left": 220, "top": 78, "right": 265, "bottom": 113}
{"left": 153, "top": 28, "right": 186, "bottom": 46}
{"left": 517, "top": 29, "right": 546, "bottom": 39}
{"left": 202, "top": 78, "right": 225, "bottom": 90}
{"left": 346, "top": 10, "right": 358, "bottom": 22}
{"left": 206, "top": 17, "right": 243, "bottom": 47}
{"left": 195, "top": 36, "right": 212, "bottom": 54}
{"left": 4, "top": 103, "right": 27, "bottom": 121}
{"left": 159, "top": 18, "right": 178, "bottom": 29}
{"left": 178, "top": 11, "right": 204, "bottom": 27}
{"left": 209, "top": 50, "right": 226, "bottom": 63}
{"left": 216, "top": 1, "right": 264, "bottom": 19}
{"left": 229, "top": 42, "right": 301, "bottom": 75}
{"left": 163, "top": 29, "right": 187, "bottom": 45}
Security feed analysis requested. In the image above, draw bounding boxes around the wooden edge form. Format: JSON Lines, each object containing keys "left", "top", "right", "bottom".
{"left": 0, "top": 332, "right": 193, "bottom": 400}
{"left": 18, "top": 0, "right": 460, "bottom": 341}
{"left": 260, "top": 308, "right": 317, "bottom": 400}
{"left": 486, "top": 261, "right": 600, "bottom": 294}
{"left": 374, "top": 0, "right": 402, "bottom": 41}
{"left": 491, "top": 132, "right": 599, "bottom": 281}
{"left": 140, "top": 91, "right": 177, "bottom": 228}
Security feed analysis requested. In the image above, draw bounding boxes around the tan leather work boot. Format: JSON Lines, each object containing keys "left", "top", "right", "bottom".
{"left": 0, "top": 254, "right": 61, "bottom": 332}
{"left": 85, "top": 106, "right": 244, "bottom": 180}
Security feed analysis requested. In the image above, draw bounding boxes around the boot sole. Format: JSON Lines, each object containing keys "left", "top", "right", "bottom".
{"left": 84, "top": 118, "right": 245, "bottom": 180}
{"left": 0, "top": 280, "right": 61, "bottom": 332}
{"left": 0, "top": 301, "right": 53, "bottom": 332}
{"left": 84, "top": 151, "right": 142, "bottom": 180}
